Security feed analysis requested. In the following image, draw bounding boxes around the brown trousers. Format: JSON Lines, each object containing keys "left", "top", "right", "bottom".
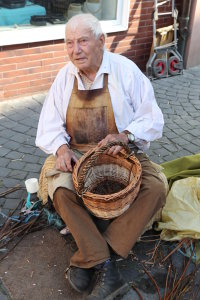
{"left": 53, "top": 153, "right": 166, "bottom": 269}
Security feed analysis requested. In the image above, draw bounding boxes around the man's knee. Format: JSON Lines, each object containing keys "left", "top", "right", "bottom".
{"left": 53, "top": 187, "right": 75, "bottom": 206}
{"left": 151, "top": 178, "right": 166, "bottom": 207}
{"left": 54, "top": 187, "right": 66, "bottom": 203}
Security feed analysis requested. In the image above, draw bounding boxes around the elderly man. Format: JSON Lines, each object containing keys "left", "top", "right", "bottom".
{"left": 36, "top": 13, "right": 165, "bottom": 300}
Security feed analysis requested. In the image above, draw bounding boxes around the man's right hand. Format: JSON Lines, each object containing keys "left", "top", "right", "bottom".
{"left": 56, "top": 144, "right": 78, "bottom": 172}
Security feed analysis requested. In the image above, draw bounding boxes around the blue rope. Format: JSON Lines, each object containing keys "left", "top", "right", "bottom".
{"left": 25, "top": 192, "right": 32, "bottom": 209}
{"left": 177, "top": 240, "right": 197, "bottom": 261}
{"left": 0, "top": 211, "right": 20, "bottom": 222}
{"left": 43, "top": 208, "right": 63, "bottom": 229}
{"left": 1, "top": 199, "right": 63, "bottom": 229}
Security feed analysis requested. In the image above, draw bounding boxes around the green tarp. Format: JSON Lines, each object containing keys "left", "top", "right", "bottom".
{"left": 161, "top": 153, "right": 200, "bottom": 189}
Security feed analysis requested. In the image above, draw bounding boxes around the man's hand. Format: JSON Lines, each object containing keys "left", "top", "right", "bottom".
{"left": 56, "top": 144, "right": 78, "bottom": 172}
{"left": 98, "top": 133, "right": 128, "bottom": 155}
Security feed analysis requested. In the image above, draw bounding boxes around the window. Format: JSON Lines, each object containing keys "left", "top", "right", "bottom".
{"left": 0, "top": 0, "right": 130, "bottom": 46}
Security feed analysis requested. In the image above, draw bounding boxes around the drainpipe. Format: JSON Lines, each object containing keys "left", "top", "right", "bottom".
{"left": 178, "top": 0, "right": 192, "bottom": 60}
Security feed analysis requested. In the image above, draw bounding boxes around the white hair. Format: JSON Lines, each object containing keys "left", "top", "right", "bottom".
{"left": 65, "top": 13, "right": 107, "bottom": 40}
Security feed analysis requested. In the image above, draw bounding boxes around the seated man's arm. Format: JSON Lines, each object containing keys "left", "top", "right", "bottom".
{"left": 98, "top": 68, "right": 164, "bottom": 155}
{"left": 56, "top": 144, "right": 78, "bottom": 172}
{"left": 35, "top": 68, "right": 78, "bottom": 172}
{"left": 125, "top": 72, "right": 164, "bottom": 146}
{"left": 36, "top": 81, "right": 70, "bottom": 155}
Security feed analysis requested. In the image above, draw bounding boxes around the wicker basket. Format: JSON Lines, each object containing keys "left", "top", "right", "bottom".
{"left": 72, "top": 141, "right": 142, "bottom": 219}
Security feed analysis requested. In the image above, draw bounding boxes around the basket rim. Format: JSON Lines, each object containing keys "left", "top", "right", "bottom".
{"left": 72, "top": 145, "right": 142, "bottom": 198}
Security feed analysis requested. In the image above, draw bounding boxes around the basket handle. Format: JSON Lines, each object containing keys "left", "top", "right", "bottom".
{"left": 78, "top": 141, "right": 132, "bottom": 194}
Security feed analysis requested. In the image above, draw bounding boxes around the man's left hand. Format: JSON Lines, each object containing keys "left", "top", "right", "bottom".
{"left": 98, "top": 133, "right": 128, "bottom": 155}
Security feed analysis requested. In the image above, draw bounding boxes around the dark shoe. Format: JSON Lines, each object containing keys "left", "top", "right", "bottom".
{"left": 65, "top": 266, "right": 95, "bottom": 293}
{"left": 86, "top": 261, "right": 129, "bottom": 300}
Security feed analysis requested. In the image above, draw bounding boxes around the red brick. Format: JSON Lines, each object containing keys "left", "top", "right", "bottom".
{"left": 145, "top": 19, "right": 153, "bottom": 26}
{"left": 22, "top": 52, "right": 53, "bottom": 61}
{"left": 106, "top": 36, "right": 134, "bottom": 45}
{"left": 30, "top": 78, "right": 52, "bottom": 87}
{"left": 136, "top": 37, "right": 153, "bottom": 45}
{"left": 0, "top": 77, "right": 17, "bottom": 86}
{"left": 41, "top": 70, "right": 59, "bottom": 79}
{"left": 138, "top": 26, "right": 153, "bottom": 33}
{"left": 132, "top": 43, "right": 146, "bottom": 51}
{"left": 131, "top": 20, "right": 146, "bottom": 27}
{"left": 42, "top": 57, "right": 67, "bottom": 66}
{"left": 42, "top": 63, "right": 66, "bottom": 72}
{"left": 4, "top": 89, "right": 19, "bottom": 98}
{"left": 141, "top": 2, "right": 154, "bottom": 8}
{"left": 53, "top": 50, "right": 68, "bottom": 58}
{"left": 4, "top": 81, "right": 30, "bottom": 91}
{"left": 139, "top": 14, "right": 152, "bottom": 21}
{"left": 41, "top": 71, "right": 53, "bottom": 79}
{"left": 15, "top": 73, "right": 42, "bottom": 83}
{"left": 0, "top": 89, "right": 4, "bottom": 99}
{"left": 1, "top": 64, "right": 17, "bottom": 72}
{"left": 3, "top": 69, "right": 30, "bottom": 78}
{"left": 0, "top": 56, "right": 25, "bottom": 65}
{"left": 17, "top": 60, "right": 42, "bottom": 70}
{"left": 109, "top": 40, "right": 134, "bottom": 50}
{"left": 130, "top": 8, "right": 149, "bottom": 16}
{"left": 136, "top": 49, "right": 149, "bottom": 56}
{"left": 0, "top": 52, "right": 53, "bottom": 65}
{"left": 15, "top": 47, "right": 41, "bottom": 57}
{"left": 40, "top": 44, "right": 65, "bottom": 53}
{"left": 18, "top": 84, "right": 50, "bottom": 95}
{"left": 52, "top": 70, "right": 59, "bottom": 78}
{"left": 0, "top": 50, "right": 16, "bottom": 59}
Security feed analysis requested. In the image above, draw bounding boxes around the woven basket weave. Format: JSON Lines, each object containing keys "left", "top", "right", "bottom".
{"left": 72, "top": 141, "right": 142, "bottom": 219}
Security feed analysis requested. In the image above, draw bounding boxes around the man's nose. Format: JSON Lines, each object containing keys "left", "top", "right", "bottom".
{"left": 74, "top": 41, "right": 81, "bottom": 54}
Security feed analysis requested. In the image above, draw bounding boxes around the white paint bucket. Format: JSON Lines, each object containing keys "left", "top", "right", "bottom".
{"left": 25, "top": 178, "right": 39, "bottom": 194}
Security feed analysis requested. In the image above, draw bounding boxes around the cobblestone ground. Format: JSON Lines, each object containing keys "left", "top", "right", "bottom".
{"left": 0, "top": 93, "right": 48, "bottom": 218}
{"left": 148, "top": 66, "right": 200, "bottom": 163}
{"left": 0, "top": 66, "right": 200, "bottom": 299}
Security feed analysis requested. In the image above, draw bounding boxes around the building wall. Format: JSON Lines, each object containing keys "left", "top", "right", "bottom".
{"left": 0, "top": 0, "right": 181, "bottom": 101}
{"left": 184, "top": 0, "right": 200, "bottom": 68}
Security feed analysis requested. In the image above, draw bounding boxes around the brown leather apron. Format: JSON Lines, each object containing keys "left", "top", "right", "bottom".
{"left": 66, "top": 74, "right": 118, "bottom": 153}
{"left": 38, "top": 74, "right": 119, "bottom": 203}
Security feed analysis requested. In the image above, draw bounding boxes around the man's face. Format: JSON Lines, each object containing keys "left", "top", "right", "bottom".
{"left": 65, "top": 25, "right": 105, "bottom": 74}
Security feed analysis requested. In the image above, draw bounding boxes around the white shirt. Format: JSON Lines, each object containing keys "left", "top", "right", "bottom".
{"left": 36, "top": 50, "right": 164, "bottom": 155}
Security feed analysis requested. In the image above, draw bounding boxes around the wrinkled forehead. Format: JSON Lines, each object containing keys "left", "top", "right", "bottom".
{"left": 66, "top": 21, "right": 93, "bottom": 39}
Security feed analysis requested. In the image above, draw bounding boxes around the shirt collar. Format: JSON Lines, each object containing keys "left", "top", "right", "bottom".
{"left": 96, "top": 50, "right": 110, "bottom": 76}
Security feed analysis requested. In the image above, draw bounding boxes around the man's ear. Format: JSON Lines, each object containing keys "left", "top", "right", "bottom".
{"left": 99, "top": 34, "right": 105, "bottom": 48}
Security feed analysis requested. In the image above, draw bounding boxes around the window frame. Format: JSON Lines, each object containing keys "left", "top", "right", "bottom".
{"left": 0, "top": 0, "right": 130, "bottom": 46}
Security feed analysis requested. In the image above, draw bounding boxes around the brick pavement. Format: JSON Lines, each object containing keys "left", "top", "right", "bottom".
{"left": 0, "top": 66, "right": 200, "bottom": 299}
{"left": 148, "top": 66, "right": 200, "bottom": 163}
{"left": 0, "top": 93, "right": 48, "bottom": 217}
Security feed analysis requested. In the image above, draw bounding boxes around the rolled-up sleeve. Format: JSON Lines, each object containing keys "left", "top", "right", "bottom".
{"left": 35, "top": 75, "right": 71, "bottom": 156}
{"left": 125, "top": 72, "right": 164, "bottom": 148}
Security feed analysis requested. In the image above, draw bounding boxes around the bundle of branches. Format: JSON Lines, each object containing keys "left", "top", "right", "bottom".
{"left": 0, "top": 185, "right": 59, "bottom": 263}
{"left": 0, "top": 201, "right": 47, "bottom": 262}
{"left": 131, "top": 233, "right": 200, "bottom": 300}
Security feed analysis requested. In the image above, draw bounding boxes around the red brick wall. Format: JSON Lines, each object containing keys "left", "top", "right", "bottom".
{"left": 0, "top": 0, "right": 181, "bottom": 100}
